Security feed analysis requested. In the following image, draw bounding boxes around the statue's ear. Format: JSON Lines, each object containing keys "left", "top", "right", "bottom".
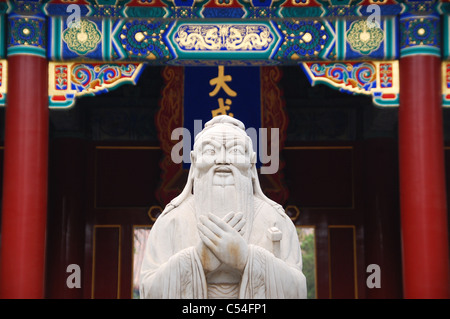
{"left": 190, "top": 150, "right": 195, "bottom": 165}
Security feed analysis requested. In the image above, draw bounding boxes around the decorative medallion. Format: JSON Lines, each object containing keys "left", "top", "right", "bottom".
{"left": 63, "top": 19, "right": 102, "bottom": 55}
{"left": 11, "top": 18, "right": 41, "bottom": 46}
{"left": 405, "top": 17, "right": 438, "bottom": 46}
{"left": 399, "top": 15, "right": 440, "bottom": 57}
{"left": 7, "top": 14, "right": 46, "bottom": 57}
{"left": 346, "top": 20, "right": 383, "bottom": 55}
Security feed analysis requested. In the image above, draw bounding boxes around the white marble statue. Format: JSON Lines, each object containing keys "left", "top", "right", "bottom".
{"left": 140, "top": 115, "right": 307, "bottom": 299}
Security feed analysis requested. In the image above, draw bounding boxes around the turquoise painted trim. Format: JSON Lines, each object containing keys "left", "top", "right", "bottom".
{"left": 384, "top": 17, "right": 397, "bottom": 60}
{"left": 102, "top": 18, "right": 111, "bottom": 60}
{"left": 7, "top": 45, "right": 46, "bottom": 58}
{"left": 400, "top": 46, "right": 441, "bottom": 58}
{"left": 444, "top": 15, "right": 449, "bottom": 60}
{"left": 50, "top": 17, "right": 63, "bottom": 60}
{"left": 0, "top": 15, "right": 4, "bottom": 58}
{"left": 372, "top": 96, "right": 399, "bottom": 107}
{"left": 111, "top": 19, "right": 126, "bottom": 60}
{"left": 49, "top": 97, "right": 76, "bottom": 109}
{"left": 321, "top": 20, "right": 336, "bottom": 60}
{"left": 268, "top": 20, "right": 284, "bottom": 60}
{"left": 336, "top": 19, "right": 345, "bottom": 60}
{"left": 0, "top": 94, "right": 6, "bottom": 107}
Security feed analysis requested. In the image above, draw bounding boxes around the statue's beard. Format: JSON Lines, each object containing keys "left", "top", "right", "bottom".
{"left": 193, "top": 165, "right": 254, "bottom": 238}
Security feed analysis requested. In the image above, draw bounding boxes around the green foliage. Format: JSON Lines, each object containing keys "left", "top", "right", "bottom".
{"left": 299, "top": 231, "right": 316, "bottom": 299}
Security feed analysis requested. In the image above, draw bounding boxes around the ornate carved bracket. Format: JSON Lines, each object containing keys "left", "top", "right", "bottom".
{"left": 48, "top": 61, "right": 145, "bottom": 108}
{"left": 301, "top": 61, "right": 399, "bottom": 107}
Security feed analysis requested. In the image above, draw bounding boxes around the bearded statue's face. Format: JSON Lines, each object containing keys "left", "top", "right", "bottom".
{"left": 191, "top": 124, "right": 255, "bottom": 220}
{"left": 193, "top": 124, "right": 254, "bottom": 184}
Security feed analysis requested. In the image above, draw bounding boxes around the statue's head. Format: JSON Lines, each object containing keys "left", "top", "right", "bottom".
{"left": 162, "top": 115, "right": 283, "bottom": 230}
{"left": 190, "top": 115, "right": 256, "bottom": 219}
{"left": 190, "top": 115, "right": 257, "bottom": 185}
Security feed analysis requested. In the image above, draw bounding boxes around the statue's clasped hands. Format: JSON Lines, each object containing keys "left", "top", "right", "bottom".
{"left": 196, "top": 212, "right": 248, "bottom": 273}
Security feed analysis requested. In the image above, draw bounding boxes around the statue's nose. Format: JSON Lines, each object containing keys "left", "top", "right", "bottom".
{"left": 215, "top": 146, "right": 230, "bottom": 164}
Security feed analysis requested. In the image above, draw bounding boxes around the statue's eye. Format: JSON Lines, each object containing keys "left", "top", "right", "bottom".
{"left": 229, "top": 146, "right": 244, "bottom": 155}
{"left": 203, "top": 148, "right": 215, "bottom": 155}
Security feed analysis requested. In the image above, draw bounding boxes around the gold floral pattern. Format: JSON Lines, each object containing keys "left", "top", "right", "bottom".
{"left": 63, "top": 19, "right": 102, "bottom": 55}
{"left": 346, "top": 20, "right": 383, "bottom": 55}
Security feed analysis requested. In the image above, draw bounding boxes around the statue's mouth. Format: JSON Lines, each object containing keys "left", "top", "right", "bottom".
{"left": 215, "top": 166, "right": 232, "bottom": 173}
{"left": 213, "top": 166, "right": 233, "bottom": 182}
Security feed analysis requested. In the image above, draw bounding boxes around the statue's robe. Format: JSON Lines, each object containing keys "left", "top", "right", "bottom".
{"left": 139, "top": 196, "right": 307, "bottom": 299}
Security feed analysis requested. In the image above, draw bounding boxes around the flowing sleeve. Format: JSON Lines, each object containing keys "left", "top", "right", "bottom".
{"left": 239, "top": 217, "right": 307, "bottom": 299}
{"left": 139, "top": 212, "right": 207, "bottom": 299}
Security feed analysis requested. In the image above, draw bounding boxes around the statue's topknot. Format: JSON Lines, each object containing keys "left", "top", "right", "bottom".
{"left": 204, "top": 115, "right": 246, "bottom": 131}
{"left": 195, "top": 115, "right": 247, "bottom": 144}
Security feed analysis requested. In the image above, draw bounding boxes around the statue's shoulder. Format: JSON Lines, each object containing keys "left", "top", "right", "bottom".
{"left": 155, "top": 196, "right": 196, "bottom": 225}
{"left": 254, "top": 196, "right": 289, "bottom": 222}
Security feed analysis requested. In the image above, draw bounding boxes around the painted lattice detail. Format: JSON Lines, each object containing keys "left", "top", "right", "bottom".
{"left": 54, "top": 65, "right": 68, "bottom": 90}
{"left": 48, "top": 62, "right": 145, "bottom": 108}
{"left": 379, "top": 63, "right": 393, "bottom": 88}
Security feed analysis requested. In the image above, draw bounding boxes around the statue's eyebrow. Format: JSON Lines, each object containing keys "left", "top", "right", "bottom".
{"left": 225, "top": 139, "right": 247, "bottom": 150}
{"left": 200, "top": 139, "right": 221, "bottom": 149}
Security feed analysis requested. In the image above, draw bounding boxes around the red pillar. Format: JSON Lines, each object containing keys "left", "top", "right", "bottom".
{"left": 0, "top": 55, "right": 49, "bottom": 298}
{"left": 399, "top": 55, "right": 450, "bottom": 298}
